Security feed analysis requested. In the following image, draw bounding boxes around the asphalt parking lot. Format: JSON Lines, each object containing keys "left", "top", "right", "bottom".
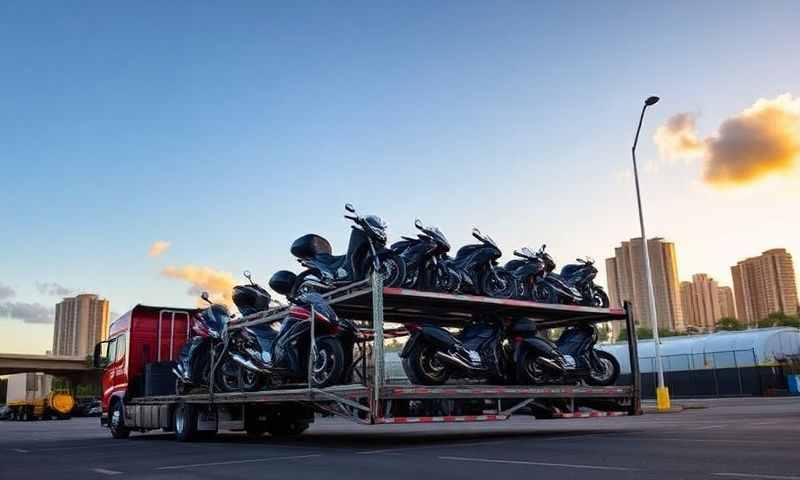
{"left": 1, "top": 397, "right": 798, "bottom": 480}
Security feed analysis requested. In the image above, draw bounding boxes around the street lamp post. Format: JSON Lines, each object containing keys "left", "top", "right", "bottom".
{"left": 631, "top": 95, "right": 671, "bottom": 412}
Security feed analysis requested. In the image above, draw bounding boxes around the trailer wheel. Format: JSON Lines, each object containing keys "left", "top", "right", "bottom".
{"left": 109, "top": 401, "right": 131, "bottom": 439}
{"left": 173, "top": 403, "right": 198, "bottom": 442}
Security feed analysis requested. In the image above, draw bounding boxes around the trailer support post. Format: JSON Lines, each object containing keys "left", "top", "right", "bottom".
{"left": 371, "top": 271, "right": 384, "bottom": 418}
{"left": 624, "top": 301, "right": 642, "bottom": 415}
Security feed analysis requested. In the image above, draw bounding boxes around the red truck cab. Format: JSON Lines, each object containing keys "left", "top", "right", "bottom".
{"left": 94, "top": 305, "right": 198, "bottom": 427}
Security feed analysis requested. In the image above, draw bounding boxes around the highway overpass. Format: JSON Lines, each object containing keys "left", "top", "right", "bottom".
{"left": 0, "top": 353, "right": 98, "bottom": 386}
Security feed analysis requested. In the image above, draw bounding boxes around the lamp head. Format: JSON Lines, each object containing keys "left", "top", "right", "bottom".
{"left": 645, "top": 96, "right": 660, "bottom": 106}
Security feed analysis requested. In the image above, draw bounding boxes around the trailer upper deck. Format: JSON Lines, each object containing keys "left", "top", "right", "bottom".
{"left": 230, "top": 280, "right": 628, "bottom": 330}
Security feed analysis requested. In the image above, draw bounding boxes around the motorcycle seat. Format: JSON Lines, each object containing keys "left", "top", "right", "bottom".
{"left": 313, "top": 253, "right": 348, "bottom": 270}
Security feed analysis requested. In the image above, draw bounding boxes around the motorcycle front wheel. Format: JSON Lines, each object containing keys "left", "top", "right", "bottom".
{"left": 481, "top": 269, "right": 515, "bottom": 299}
{"left": 586, "top": 350, "right": 620, "bottom": 386}
{"left": 311, "top": 336, "right": 345, "bottom": 387}
{"left": 402, "top": 343, "right": 451, "bottom": 385}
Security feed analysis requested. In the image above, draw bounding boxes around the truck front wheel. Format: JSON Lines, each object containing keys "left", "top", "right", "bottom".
{"left": 109, "top": 401, "right": 131, "bottom": 439}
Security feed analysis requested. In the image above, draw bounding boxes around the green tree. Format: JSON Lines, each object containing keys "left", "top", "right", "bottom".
{"left": 716, "top": 317, "right": 745, "bottom": 331}
{"left": 636, "top": 327, "right": 653, "bottom": 339}
{"left": 757, "top": 312, "right": 800, "bottom": 329}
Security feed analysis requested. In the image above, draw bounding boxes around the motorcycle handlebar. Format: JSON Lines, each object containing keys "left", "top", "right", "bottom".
{"left": 344, "top": 214, "right": 359, "bottom": 222}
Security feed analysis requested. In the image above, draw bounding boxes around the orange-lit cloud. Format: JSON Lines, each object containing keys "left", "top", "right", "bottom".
{"left": 653, "top": 112, "right": 704, "bottom": 160}
{"left": 148, "top": 240, "right": 172, "bottom": 257}
{"left": 162, "top": 265, "right": 234, "bottom": 307}
{"left": 654, "top": 94, "right": 800, "bottom": 186}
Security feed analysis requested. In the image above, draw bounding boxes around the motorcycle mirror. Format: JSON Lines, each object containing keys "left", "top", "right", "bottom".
{"left": 200, "top": 291, "right": 212, "bottom": 305}
{"left": 344, "top": 203, "right": 356, "bottom": 213}
{"left": 243, "top": 270, "right": 254, "bottom": 285}
{"left": 414, "top": 218, "right": 424, "bottom": 230}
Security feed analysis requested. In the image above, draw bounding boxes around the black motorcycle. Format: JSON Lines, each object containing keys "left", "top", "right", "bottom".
{"left": 173, "top": 295, "right": 233, "bottom": 393}
{"left": 513, "top": 320, "right": 619, "bottom": 386}
{"left": 391, "top": 219, "right": 451, "bottom": 289}
{"left": 400, "top": 317, "right": 510, "bottom": 385}
{"left": 524, "top": 245, "right": 609, "bottom": 308}
{"left": 289, "top": 204, "right": 405, "bottom": 296}
{"left": 502, "top": 246, "right": 549, "bottom": 300}
{"left": 431, "top": 228, "right": 514, "bottom": 298}
{"left": 226, "top": 292, "right": 353, "bottom": 389}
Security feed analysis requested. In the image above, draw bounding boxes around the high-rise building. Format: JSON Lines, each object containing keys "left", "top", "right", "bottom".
{"left": 718, "top": 286, "right": 737, "bottom": 320}
{"left": 606, "top": 237, "right": 684, "bottom": 331}
{"left": 52, "top": 294, "right": 109, "bottom": 357}
{"left": 680, "top": 274, "right": 730, "bottom": 331}
{"left": 731, "top": 249, "right": 799, "bottom": 326}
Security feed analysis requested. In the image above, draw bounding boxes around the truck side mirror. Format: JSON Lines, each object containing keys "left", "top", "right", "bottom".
{"left": 93, "top": 342, "right": 106, "bottom": 368}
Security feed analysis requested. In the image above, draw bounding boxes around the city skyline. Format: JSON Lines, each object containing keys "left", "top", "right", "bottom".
{"left": 1, "top": 2, "right": 799, "bottom": 353}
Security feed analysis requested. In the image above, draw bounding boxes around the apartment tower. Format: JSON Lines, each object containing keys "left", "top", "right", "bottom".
{"left": 731, "top": 249, "right": 799, "bottom": 326}
{"left": 718, "top": 286, "right": 737, "bottom": 320}
{"left": 52, "top": 294, "right": 110, "bottom": 357}
{"left": 680, "top": 274, "right": 732, "bottom": 331}
{"left": 606, "top": 237, "right": 684, "bottom": 332}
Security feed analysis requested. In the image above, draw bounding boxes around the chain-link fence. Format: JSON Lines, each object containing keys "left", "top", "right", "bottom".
{"left": 635, "top": 348, "right": 787, "bottom": 397}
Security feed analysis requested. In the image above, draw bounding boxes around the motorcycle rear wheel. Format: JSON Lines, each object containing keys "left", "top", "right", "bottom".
{"left": 368, "top": 253, "right": 406, "bottom": 288}
{"left": 586, "top": 289, "right": 610, "bottom": 308}
{"left": 402, "top": 343, "right": 451, "bottom": 385}
{"left": 481, "top": 269, "right": 515, "bottom": 299}
{"left": 516, "top": 350, "right": 555, "bottom": 385}
{"left": 532, "top": 283, "right": 560, "bottom": 304}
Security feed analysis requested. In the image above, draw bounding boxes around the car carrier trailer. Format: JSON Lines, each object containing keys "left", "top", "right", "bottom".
{"left": 97, "top": 274, "right": 640, "bottom": 441}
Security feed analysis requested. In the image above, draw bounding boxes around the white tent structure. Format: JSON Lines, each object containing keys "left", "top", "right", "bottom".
{"left": 600, "top": 327, "right": 800, "bottom": 374}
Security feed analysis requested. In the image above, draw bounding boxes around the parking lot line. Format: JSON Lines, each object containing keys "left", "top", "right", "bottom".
{"left": 92, "top": 468, "right": 123, "bottom": 476}
{"left": 438, "top": 455, "right": 636, "bottom": 471}
{"left": 714, "top": 473, "right": 800, "bottom": 480}
{"left": 154, "top": 453, "right": 322, "bottom": 470}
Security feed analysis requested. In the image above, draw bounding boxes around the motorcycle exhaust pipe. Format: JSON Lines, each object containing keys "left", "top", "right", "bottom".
{"left": 434, "top": 351, "right": 484, "bottom": 371}
{"left": 536, "top": 356, "right": 567, "bottom": 373}
{"left": 230, "top": 353, "right": 271, "bottom": 373}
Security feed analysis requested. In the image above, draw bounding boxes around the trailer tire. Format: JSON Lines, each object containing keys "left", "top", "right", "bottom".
{"left": 109, "top": 401, "right": 131, "bottom": 439}
{"left": 173, "top": 403, "right": 198, "bottom": 442}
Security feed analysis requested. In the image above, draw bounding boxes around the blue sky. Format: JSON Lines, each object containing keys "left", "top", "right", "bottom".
{"left": 2, "top": 1, "right": 799, "bottom": 353}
